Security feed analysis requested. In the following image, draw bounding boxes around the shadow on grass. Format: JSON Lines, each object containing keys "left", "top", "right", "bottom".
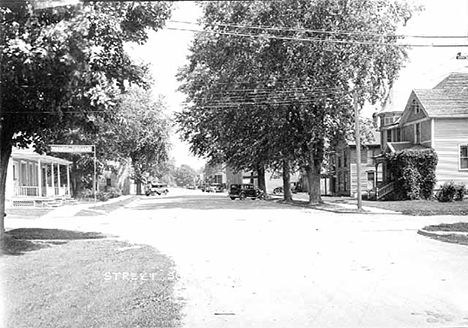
{"left": 1, "top": 228, "right": 107, "bottom": 256}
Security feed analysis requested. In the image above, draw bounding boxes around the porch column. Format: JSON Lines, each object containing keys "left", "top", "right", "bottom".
{"left": 38, "top": 159, "right": 42, "bottom": 197}
{"left": 67, "top": 164, "right": 71, "bottom": 197}
{"left": 57, "top": 164, "right": 61, "bottom": 196}
{"left": 51, "top": 162, "right": 55, "bottom": 195}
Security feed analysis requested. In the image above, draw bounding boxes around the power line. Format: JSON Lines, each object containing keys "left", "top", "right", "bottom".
{"left": 164, "top": 26, "right": 468, "bottom": 48}
{"left": 169, "top": 19, "right": 468, "bottom": 40}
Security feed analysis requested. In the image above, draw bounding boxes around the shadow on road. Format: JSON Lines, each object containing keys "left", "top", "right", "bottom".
{"left": 132, "top": 194, "right": 289, "bottom": 211}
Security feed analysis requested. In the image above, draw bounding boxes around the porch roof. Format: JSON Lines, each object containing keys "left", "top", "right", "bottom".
{"left": 385, "top": 142, "right": 431, "bottom": 154}
{"left": 12, "top": 150, "right": 71, "bottom": 165}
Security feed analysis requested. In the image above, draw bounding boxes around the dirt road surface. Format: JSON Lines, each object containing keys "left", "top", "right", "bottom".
{"left": 5, "top": 188, "right": 468, "bottom": 327}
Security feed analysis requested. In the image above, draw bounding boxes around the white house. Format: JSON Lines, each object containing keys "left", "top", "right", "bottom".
{"left": 5, "top": 148, "right": 72, "bottom": 207}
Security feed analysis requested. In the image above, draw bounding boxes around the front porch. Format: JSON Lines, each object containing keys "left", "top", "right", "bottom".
{"left": 7, "top": 149, "right": 72, "bottom": 207}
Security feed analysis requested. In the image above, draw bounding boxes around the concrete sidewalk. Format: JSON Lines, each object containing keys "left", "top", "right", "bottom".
{"left": 6, "top": 195, "right": 138, "bottom": 220}
{"left": 322, "top": 200, "right": 400, "bottom": 214}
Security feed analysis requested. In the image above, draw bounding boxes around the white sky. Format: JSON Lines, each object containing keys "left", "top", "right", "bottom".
{"left": 127, "top": 0, "right": 468, "bottom": 170}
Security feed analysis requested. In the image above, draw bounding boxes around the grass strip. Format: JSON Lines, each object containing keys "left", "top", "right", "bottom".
{"left": 1, "top": 238, "right": 181, "bottom": 328}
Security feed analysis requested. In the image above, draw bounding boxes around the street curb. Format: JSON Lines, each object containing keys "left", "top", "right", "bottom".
{"left": 418, "top": 229, "right": 468, "bottom": 237}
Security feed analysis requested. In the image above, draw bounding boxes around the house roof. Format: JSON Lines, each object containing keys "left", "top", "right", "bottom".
{"left": 434, "top": 72, "right": 468, "bottom": 90}
{"left": 385, "top": 142, "right": 430, "bottom": 153}
{"left": 12, "top": 149, "right": 71, "bottom": 165}
{"left": 412, "top": 72, "right": 468, "bottom": 118}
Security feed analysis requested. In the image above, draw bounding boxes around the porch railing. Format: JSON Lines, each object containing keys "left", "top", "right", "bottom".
{"left": 376, "top": 181, "right": 395, "bottom": 200}
{"left": 15, "top": 186, "right": 40, "bottom": 197}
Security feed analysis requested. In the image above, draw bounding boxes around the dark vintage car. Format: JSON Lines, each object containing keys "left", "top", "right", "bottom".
{"left": 228, "top": 183, "right": 265, "bottom": 200}
{"left": 145, "top": 183, "right": 169, "bottom": 196}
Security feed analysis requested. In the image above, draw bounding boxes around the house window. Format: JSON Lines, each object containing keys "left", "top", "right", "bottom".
{"left": 460, "top": 145, "right": 468, "bottom": 170}
{"left": 414, "top": 123, "right": 421, "bottom": 144}
{"left": 394, "top": 128, "right": 401, "bottom": 142}
{"left": 337, "top": 172, "right": 342, "bottom": 191}
{"left": 386, "top": 130, "right": 392, "bottom": 143}
{"left": 412, "top": 99, "right": 420, "bottom": 114}
{"left": 343, "top": 172, "right": 348, "bottom": 191}
{"left": 343, "top": 151, "right": 348, "bottom": 167}
{"left": 337, "top": 155, "right": 341, "bottom": 168}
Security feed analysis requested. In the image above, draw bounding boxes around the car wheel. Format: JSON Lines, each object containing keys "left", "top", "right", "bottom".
{"left": 230, "top": 197, "right": 236, "bottom": 200}
{"left": 239, "top": 192, "right": 246, "bottom": 200}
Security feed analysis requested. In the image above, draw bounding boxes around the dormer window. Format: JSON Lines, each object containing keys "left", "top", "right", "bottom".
{"left": 412, "top": 99, "right": 420, "bottom": 114}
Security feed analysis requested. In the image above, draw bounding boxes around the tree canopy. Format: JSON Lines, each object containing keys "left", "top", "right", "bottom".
{"left": 0, "top": 1, "right": 173, "bottom": 238}
{"left": 176, "top": 0, "right": 418, "bottom": 203}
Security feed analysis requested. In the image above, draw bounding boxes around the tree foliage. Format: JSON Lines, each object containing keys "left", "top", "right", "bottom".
{"left": 174, "top": 164, "right": 196, "bottom": 187}
{"left": 0, "top": 1, "right": 172, "bottom": 238}
{"left": 385, "top": 149, "right": 438, "bottom": 200}
{"left": 176, "top": 0, "right": 418, "bottom": 204}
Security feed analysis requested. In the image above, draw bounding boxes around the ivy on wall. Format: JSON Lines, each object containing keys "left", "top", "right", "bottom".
{"left": 385, "top": 149, "right": 438, "bottom": 200}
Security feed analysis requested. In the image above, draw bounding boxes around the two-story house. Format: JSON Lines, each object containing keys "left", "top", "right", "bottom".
{"left": 333, "top": 132, "right": 381, "bottom": 197}
{"left": 374, "top": 72, "right": 468, "bottom": 198}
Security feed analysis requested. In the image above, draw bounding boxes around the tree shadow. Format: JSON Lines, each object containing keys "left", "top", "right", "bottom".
{"left": 133, "top": 194, "right": 287, "bottom": 211}
{"left": 1, "top": 228, "right": 107, "bottom": 256}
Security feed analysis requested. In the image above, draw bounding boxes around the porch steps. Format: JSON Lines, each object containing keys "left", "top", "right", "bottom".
{"left": 376, "top": 181, "right": 396, "bottom": 200}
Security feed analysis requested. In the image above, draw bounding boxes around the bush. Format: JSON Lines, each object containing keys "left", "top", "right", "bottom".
{"left": 95, "top": 191, "right": 110, "bottom": 202}
{"left": 437, "top": 181, "right": 467, "bottom": 202}
{"left": 106, "top": 187, "right": 122, "bottom": 199}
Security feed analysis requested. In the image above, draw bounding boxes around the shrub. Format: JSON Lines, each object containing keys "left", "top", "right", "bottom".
{"left": 95, "top": 191, "right": 110, "bottom": 202}
{"left": 437, "top": 181, "right": 467, "bottom": 202}
{"left": 385, "top": 149, "right": 438, "bottom": 200}
{"left": 106, "top": 187, "right": 122, "bottom": 199}
{"left": 455, "top": 183, "right": 467, "bottom": 201}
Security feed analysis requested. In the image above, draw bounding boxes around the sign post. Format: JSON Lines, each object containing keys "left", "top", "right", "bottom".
{"left": 50, "top": 144, "right": 97, "bottom": 202}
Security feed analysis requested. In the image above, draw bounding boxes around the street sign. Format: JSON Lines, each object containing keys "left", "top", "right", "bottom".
{"left": 50, "top": 144, "right": 94, "bottom": 153}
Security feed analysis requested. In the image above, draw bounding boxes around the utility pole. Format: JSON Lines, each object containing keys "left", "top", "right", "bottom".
{"left": 354, "top": 89, "right": 363, "bottom": 211}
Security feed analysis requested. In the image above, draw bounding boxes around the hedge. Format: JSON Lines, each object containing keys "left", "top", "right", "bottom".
{"left": 385, "top": 149, "right": 438, "bottom": 200}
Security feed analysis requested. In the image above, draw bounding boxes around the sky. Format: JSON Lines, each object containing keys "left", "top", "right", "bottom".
{"left": 127, "top": 0, "right": 468, "bottom": 170}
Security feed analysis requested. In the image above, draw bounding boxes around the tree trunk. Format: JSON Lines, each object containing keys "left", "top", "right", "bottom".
{"left": 307, "top": 148, "right": 322, "bottom": 205}
{"left": 257, "top": 164, "right": 266, "bottom": 194}
{"left": 0, "top": 141, "right": 13, "bottom": 242}
{"left": 283, "top": 159, "right": 292, "bottom": 202}
{"left": 136, "top": 181, "right": 142, "bottom": 195}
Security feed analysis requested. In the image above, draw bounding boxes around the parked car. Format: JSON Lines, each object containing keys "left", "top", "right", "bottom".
{"left": 228, "top": 184, "right": 265, "bottom": 200}
{"left": 273, "top": 183, "right": 299, "bottom": 195}
{"left": 145, "top": 183, "right": 169, "bottom": 196}
{"left": 208, "top": 183, "right": 224, "bottom": 193}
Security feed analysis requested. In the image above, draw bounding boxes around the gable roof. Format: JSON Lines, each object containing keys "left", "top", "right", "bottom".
{"left": 413, "top": 89, "right": 468, "bottom": 118}
{"left": 434, "top": 72, "right": 468, "bottom": 90}
{"left": 412, "top": 72, "right": 468, "bottom": 118}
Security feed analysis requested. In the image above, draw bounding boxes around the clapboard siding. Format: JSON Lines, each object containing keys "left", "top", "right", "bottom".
{"left": 433, "top": 118, "right": 468, "bottom": 186}
{"left": 350, "top": 163, "right": 374, "bottom": 195}
{"left": 434, "top": 118, "right": 468, "bottom": 139}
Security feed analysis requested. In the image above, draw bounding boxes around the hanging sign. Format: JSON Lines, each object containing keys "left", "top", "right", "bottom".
{"left": 50, "top": 145, "right": 94, "bottom": 153}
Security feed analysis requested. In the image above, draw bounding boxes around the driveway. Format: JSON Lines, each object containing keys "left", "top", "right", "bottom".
{"left": 5, "top": 189, "right": 468, "bottom": 327}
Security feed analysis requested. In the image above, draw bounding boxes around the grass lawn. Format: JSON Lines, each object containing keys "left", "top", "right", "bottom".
{"left": 0, "top": 228, "right": 181, "bottom": 328}
{"left": 418, "top": 222, "right": 468, "bottom": 247}
{"left": 361, "top": 199, "right": 468, "bottom": 215}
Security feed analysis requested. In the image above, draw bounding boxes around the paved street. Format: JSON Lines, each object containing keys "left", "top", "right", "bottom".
{"left": 5, "top": 189, "right": 468, "bottom": 327}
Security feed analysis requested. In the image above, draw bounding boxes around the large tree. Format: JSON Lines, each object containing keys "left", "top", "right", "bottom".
{"left": 109, "top": 88, "right": 171, "bottom": 195}
{"left": 176, "top": 0, "right": 418, "bottom": 204}
{"left": 0, "top": 1, "right": 172, "bottom": 239}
